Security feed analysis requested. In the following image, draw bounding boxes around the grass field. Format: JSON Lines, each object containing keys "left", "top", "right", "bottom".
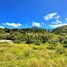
{"left": 0, "top": 42, "right": 67, "bottom": 67}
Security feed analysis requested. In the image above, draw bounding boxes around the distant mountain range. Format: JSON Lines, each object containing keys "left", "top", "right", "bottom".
{"left": 0, "top": 25, "right": 67, "bottom": 33}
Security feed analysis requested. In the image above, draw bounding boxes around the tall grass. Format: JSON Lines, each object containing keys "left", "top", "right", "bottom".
{"left": 0, "top": 42, "right": 67, "bottom": 67}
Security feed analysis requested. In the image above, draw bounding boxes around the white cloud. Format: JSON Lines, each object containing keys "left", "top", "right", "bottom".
{"left": 44, "top": 12, "right": 60, "bottom": 21}
{"left": 3, "top": 22, "right": 22, "bottom": 28}
{"left": 49, "top": 16, "right": 67, "bottom": 28}
{"left": 52, "top": 20, "right": 62, "bottom": 25}
{"left": 50, "top": 23, "right": 67, "bottom": 28}
{"left": 0, "top": 26, "right": 4, "bottom": 29}
{"left": 44, "top": 12, "right": 67, "bottom": 28}
{"left": 32, "top": 22, "right": 41, "bottom": 27}
{"left": 55, "top": 15, "right": 60, "bottom": 19}
{"left": 65, "top": 18, "right": 67, "bottom": 20}
{"left": 44, "top": 12, "right": 58, "bottom": 20}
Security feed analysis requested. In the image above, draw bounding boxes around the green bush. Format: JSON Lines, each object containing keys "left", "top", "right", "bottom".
{"left": 47, "top": 44, "right": 56, "bottom": 50}
{"left": 55, "top": 48, "right": 65, "bottom": 54}
{"left": 34, "top": 40, "right": 41, "bottom": 45}
{"left": 63, "top": 44, "right": 67, "bottom": 48}
{"left": 25, "top": 39, "right": 34, "bottom": 44}
{"left": 14, "top": 40, "right": 21, "bottom": 44}
{"left": 62, "top": 39, "right": 67, "bottom": 44}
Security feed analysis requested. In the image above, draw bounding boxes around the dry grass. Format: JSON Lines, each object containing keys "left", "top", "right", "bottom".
{"left": 0, "top": 42, "right": 67, "bottom": 67}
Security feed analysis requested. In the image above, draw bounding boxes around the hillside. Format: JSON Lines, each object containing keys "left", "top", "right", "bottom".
{"left": 0, "top": 26, "right": 67, "bottom": 45}
{"left": 0, "top": 27, "right": 47, "bottom": 34}
{"left": 0, "top": 26, "right": 67, "bottom": 67}
{"left": 52, "top": 25, "right": 67, "bottom": 34}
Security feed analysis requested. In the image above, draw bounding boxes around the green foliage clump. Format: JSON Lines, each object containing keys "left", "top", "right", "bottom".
{"left": 34, "top": 40, "right": 41, "bottom": 45}
{"left": 56, "top": 47, "right": 65, "bottom": 54}
{"left": 63, "top": 44, "right": 67, "bottom": 48}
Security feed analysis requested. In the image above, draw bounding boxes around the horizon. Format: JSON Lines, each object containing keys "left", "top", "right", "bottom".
{"left": 0, "top": 25, "right": 67, "bottom": 31}
{"left": 0, "top": 0, "right": 67, "bottom": 29}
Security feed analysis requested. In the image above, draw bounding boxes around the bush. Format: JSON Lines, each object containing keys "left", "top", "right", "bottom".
{"left": 25, "top": 39, "right": 34, "bottom": 44}
{"left": 34, "top": 40, "right": 41, "bottom": 45}
{"left": 55, "top": 48, "right": 65, "bottom": 54}
{"left": 63, "top": 44, "right": 67, "bottom": 48}
{"left": 62, "top": 39, "right": 67, "bottom": 44}
{"left": 47, "top": 44, "right": 56, "bottom": 50}
{"left": 14, "top": 40, "right": 21, "bottom": 44}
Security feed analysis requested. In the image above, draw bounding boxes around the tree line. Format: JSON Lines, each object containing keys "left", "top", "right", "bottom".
{"left": 0, "top": 26, "right": 67, "bottom": 46}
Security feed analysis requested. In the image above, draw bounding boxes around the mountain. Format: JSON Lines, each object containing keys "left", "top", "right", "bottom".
{"left": 0, "top": 27, "right": 48, "bottom": 34}
{"left": 52, "top": 25, "right": 67, "bottom": 34}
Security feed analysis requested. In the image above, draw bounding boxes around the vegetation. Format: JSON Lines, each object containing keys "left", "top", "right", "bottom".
{"left": 0, "top": 25, "right": 67, "bottom": 67}
{"left": 0, "top": 25, "right": 67, "bottom": 45}
{"left": 0, "top": 42, "right": 67, "bottom": 67}
{"left": 52, "top": 25, "right": 67, "bottom": 34}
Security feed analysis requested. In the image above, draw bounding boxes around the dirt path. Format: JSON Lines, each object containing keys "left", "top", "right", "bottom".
{"left": 0, "top": 40, "right": 13, "bottom": 43}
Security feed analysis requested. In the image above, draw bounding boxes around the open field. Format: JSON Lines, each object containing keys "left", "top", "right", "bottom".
{"left": 0, "top": 0, "right": 67, "bottom": 67}
{"left": 0, "top": 42, "right": 67, "bottom": 67}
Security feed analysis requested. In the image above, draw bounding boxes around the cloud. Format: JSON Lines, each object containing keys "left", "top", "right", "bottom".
{"left": 3, "top": 22, "right": 22, "bottom": 28}
{"left": 52, "top": 20, "right": 62, "bottom": 25}
{"left": 65, "top": 18, "right": 67, "bottom": 20}
{"left": 44, "top": 12, "right": 67, "bottom": 28}
{"left": 49, "top": 16, "right": 67, "bottom": 28}
{"left": 49, "top": 18, "right": 67, "bottom": 28}
{"left": 44, "top": 12, "right": 60, "bottom": 20}
{"left": 50, "top": 23, "right": 67, "bottom": 28}
{"left": 0, "top": 26, "right": 4, "bottom": 29}
{"left": 55, "top": 15, "right": 60, "bottom": 19}
{"left": 32, "top": 22, "right": 41, "bottom": 27}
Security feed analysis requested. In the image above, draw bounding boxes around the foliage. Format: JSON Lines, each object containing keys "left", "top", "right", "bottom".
{"left": 0, "top": 26, "right": 67, "bottom": 45}
{"left": 34, "top": 40, "right": 41, "bottom": 45}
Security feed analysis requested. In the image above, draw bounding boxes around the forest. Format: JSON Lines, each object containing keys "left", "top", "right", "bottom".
{"left": 0, "top": 25, "right": 67, "bottom": 45}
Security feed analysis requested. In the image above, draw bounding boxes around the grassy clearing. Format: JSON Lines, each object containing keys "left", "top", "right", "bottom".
{"left": 0, "top": 42, "right": 67, "bottom": 67}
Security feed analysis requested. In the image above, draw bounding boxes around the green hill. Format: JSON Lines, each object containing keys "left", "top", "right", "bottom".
{"left": 0, "top": 26, "right": 67, "bottom": 67}
{"left": 52, "top": 25, "right": 67, "bottom": 34}
{"left": 0, "top": 26, "right": 67, "bottom": 44}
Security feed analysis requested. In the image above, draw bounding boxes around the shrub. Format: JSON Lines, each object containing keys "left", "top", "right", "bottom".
{"left": 25, "top": 39, "right": 34, "bottom": 44}
{"left": 55, "top": 48, "right": 65, "bottom": 54}
{"left": 62, "top": 39, "right": 67, "bottom": 44}
{"left": 47, "top": 44, "right": 55, "bottom": 50}
{"left": 14, "top": 40, "right": 21, "bottom": 44}
{"left": 63, "top": 44, "right": 67, "bottom": 48}
{"left": 34, "top": 40, "right": 41, "bottom": 45}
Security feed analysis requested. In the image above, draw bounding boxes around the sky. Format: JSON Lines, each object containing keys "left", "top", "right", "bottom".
{"left": 0, "top": 0, "right": 67, "bottom": 29}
